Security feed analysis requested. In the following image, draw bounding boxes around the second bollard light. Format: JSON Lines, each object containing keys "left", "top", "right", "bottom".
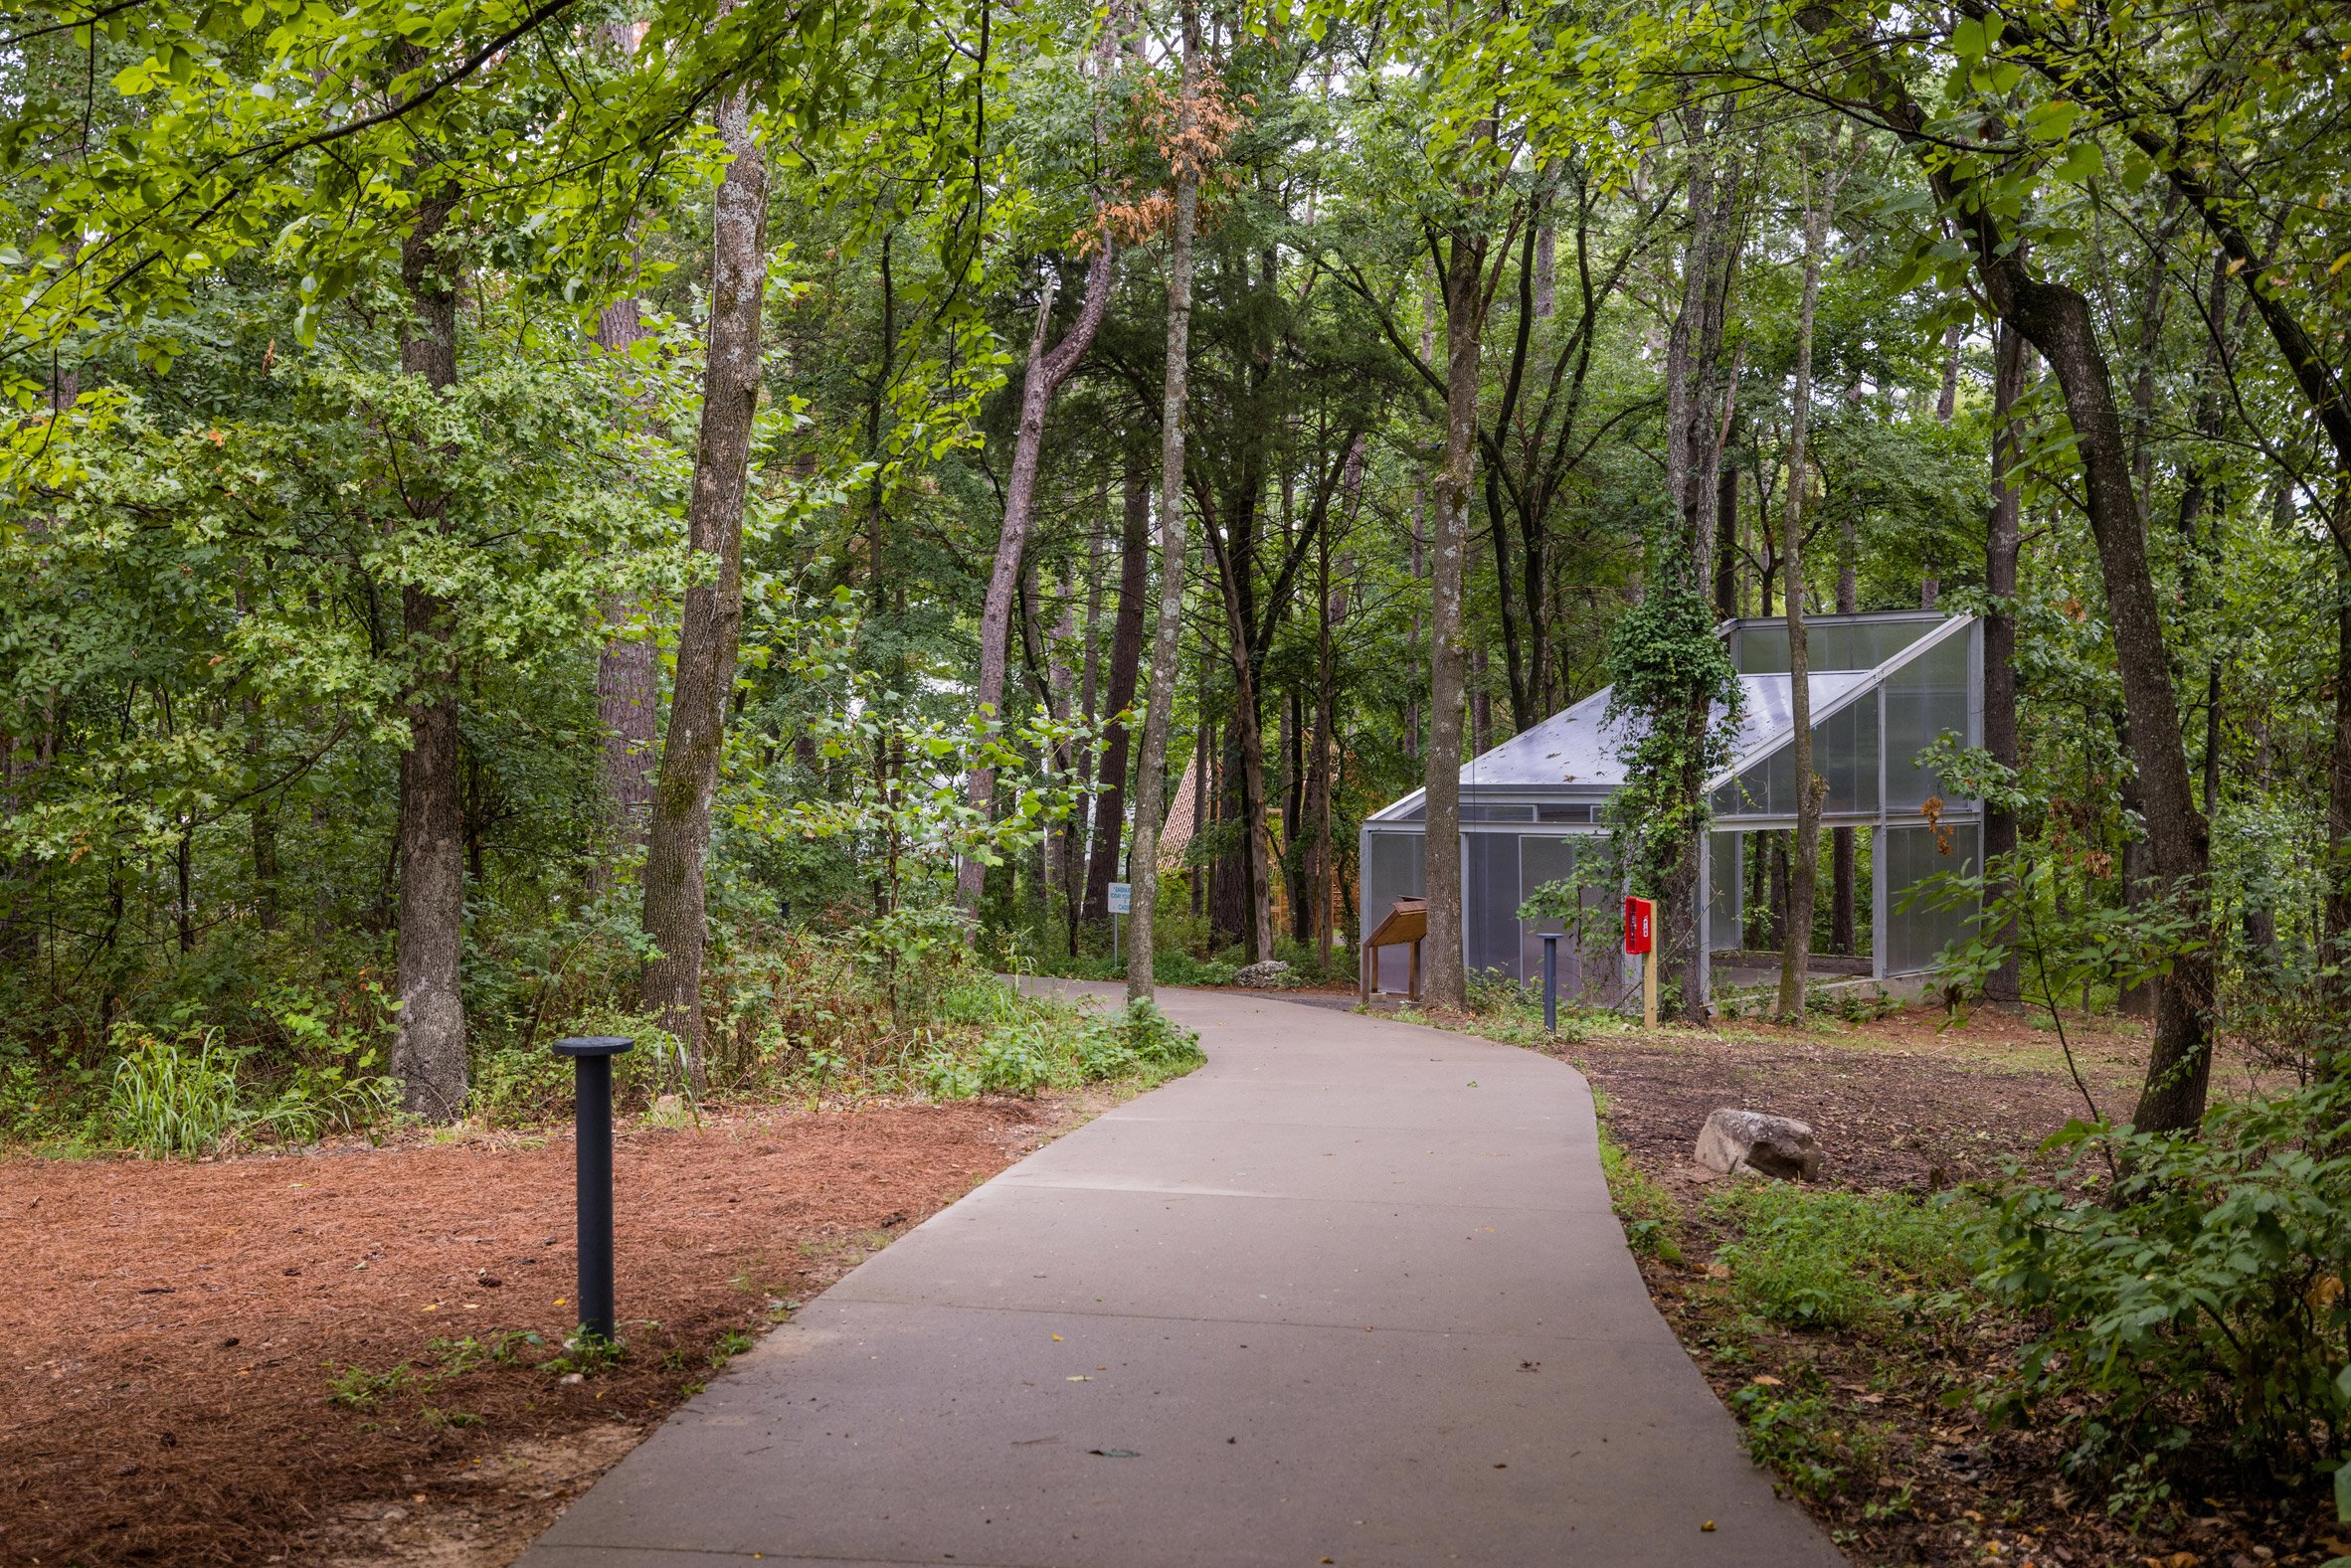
{"left": 1540, "top": 932, "right": 1561, "bottom": 1036}
{"left": 552, "top": 1035, "right": 633, "bottom": 1343}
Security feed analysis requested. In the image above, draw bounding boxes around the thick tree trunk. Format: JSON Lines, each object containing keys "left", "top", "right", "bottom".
{"left": 391, "top": 177, "right": 467, "bottom": 1121}
{"left": 1421, "top": 217, "right": 1490, "bottom": 1011}
{"left": 1083, "top": 447, "right": 1150, "bottom": 922}
{"left": 1125, "top": 4, "right": 1200, "bottom": 1001}
{"left": 594, "top": 292, "right": 658, "bottom": 855}
{"left": 1660, "top": 110, "right": 1741, "bottom": 1024}
{"left": 1981, "top": 324, "right": 2027, "bottom": 1005}
{"left": 641, "top": 87, "right": 768, "bottom": 1091}
{"left": 1815, "top": 16, "right": 2217, "bottom": 1128}
{"left": 960, "top": 243, "right": 1117, "bottom": 906}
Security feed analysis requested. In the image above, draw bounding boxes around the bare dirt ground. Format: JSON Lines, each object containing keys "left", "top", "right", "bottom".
{"left": 1, "top": 1096, "right": 1087, "bottom": 1568}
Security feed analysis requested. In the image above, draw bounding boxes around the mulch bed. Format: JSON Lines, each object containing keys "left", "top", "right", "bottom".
{"left": 2, "top": 1098, "right": 1061, "bottom": 1568}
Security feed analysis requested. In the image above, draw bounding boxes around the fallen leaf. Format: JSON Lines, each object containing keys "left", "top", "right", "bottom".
{"left": 1750, "top": 1374, "right": 1783, "bottom": 1387}
{"left": 1702, "top": 1520, "right": 1717, "bottom": 1532}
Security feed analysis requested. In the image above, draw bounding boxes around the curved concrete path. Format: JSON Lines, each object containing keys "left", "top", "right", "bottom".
{"left": 519, "top": 982, "right": 1842, "bottom": 1567}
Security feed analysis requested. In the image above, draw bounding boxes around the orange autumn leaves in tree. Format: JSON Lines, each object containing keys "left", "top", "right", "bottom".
{"left": 1075, "top": 69, "right": 1250, "bottom": 255}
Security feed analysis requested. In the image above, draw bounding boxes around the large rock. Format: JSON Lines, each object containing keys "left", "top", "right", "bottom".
{"left": 1694, "top": 1109, "right": 1821, "bottom": 1182}
{"left": 1232, "top": 959, "right": 1294, "bottom": 989}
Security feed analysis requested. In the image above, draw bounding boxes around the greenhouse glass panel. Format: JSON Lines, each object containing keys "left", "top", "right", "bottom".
{"left": 1518, "top": 835, "right": 1575, "bottom": 982}
{"left": 1728, "top": 616, "right": 1941, "bottom": 674}
{"left": 1885, "top": 631, "right": 1973, "bottom": 809}
{"left": 1364, "top": 829, "right": 1425, "bottom": 991}
{"left": 1883, "top": 821, "right": 1981, "bottom": 973}
{"left": 1465, "top": 832, "right": 1524, "bottom": 980}
{"left": 1709, "top": 831, "right": 1742, "bottom": 951}
{"left": 1817, "top": 695, "right": 1880, "bottom": 815}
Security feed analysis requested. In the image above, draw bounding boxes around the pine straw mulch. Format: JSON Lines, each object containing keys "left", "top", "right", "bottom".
{"left": 1, "top": 1096, "right": 1080, "bottom": 1568}
{"left": 1405, "top": 999, "right": 2332, "bottom": 1567}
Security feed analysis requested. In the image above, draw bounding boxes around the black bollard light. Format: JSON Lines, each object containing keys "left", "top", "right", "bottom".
{"left": 553, "top": 1035, "right": 633, "bottom": 1343}
{"left": 1540, "top": 933, "right": 1560, "bottom": 1037}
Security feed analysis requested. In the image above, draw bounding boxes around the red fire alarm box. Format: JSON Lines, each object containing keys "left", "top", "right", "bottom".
{"left": 1623, "top": 896, "right": 1654, "bottom": 956}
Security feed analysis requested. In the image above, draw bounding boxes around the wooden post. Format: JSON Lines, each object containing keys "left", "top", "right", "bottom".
{"left": 1407, "top": 938, "right": 1422, "bottom": 1003}
{"left": 1642, "top": 942, "right": 1659, "bottom": 1031}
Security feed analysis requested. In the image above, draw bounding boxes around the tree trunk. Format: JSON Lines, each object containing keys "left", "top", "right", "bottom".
{"left": 1981, "top": 324, "right": 2028, "bottom": 1005}
{"left": 594, "top": 291, "right": 658, "bottom": 855}
{"left": 1713, "top": 455, "right": 1739, "bottom": 619}
{"left": 2332, "top": 548, "right": 2351, "bottom": 968}
{"left": 390, "top": 176, "right": 468, "bottom": 1122}
{"left": 1660, "top": 108, "right": 1741, "bottom": 1023}
{"left": 1832, "top": 508, "right": 1857, "bottom": 954}
{"left": 1124, "top": 3, "right": 1200, "bottom": 1001}
{"left": 1815, "top": 17, "right": 2217, "bottom": 1129}
{"left": 1777, "top": 132, "right": 1840, "bottom": 1021}
{"left": 641, "top": 85, "right": 769, "bottom": 1091}
{"left": 1083, "top": 445, "right": 1150, "bottom": 923}
{"left": 960, "top": 242, "right": 1117, "bottom": 906}
{"left": 1421, "top": 214, "right": 1490, "bottom": 1011}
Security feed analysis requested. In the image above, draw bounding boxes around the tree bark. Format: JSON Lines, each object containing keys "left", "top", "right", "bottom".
{"left": 1421, "top": 211, "right": 1491, "bottom": 1011}
{"left": 641, "top": 85, "right": 768, "bottom": 1091}
{"left": 1125, "top": 1, "right": 1200, "bottom": 1001}
{"left": 1777, "top": 130, "right": 1841, "bottom": 1021}
{"left": 391, "top": 178, "right": 468, "bottom": 1121}
{"left": 1083, "top": 446, "right": 1150, "bottom": 923}
{"left": 594, "top": 291, "right": 658, "bottom": 855}
{"left": 1811, "top": 10, "right": 2216, "bottom": 1130}
{"left": 959, "top": 242, "right": 1117, "bottom": 906}
{"left": 1981, "top": 323, "right": 2028, "bottom": 1005}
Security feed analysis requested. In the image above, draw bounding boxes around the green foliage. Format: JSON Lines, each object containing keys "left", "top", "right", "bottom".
{"left": 104, "top": 1027, "right": 396, "bottom": 1157}
{"left": 1711, "top": 1183, "right": 1978, "bottom": 1332}
{"left": 915, "top": 997, "right": 1203, "bottom": 1101}
{"left": 1597, "top": 1124, "right": 1683, "bottom": 1263}
{"left": 1602, "top": 541, "right": 1744, "bottom": 895}
{"left": 1729, "top": 1376, "right": 1888, "bottom": 1503}
{"left": 1974, "top": 1081, "right": 2351, "bottom": 1497}
{"left": 324, "top": 1361, "right": 415, "bottom": 1411}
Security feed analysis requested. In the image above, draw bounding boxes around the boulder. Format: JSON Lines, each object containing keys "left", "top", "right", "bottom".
{"left": 1232, "top": 959, "right": 1294, "bottom": 989}
{"left": 1694, "top": 1109, "right": 1821, "bottom": 1182}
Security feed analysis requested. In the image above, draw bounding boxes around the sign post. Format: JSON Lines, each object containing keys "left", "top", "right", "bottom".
{"left": 1107, "top": 881, "right": 1131, "bottom": 965}
{"left": 1623, "top": 896, "right": 1657, "bottom": 1031}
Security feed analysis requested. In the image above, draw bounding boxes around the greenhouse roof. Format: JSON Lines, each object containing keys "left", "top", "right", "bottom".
{"left": 1369, "top": 611, "right": 1973, "bottom": 823}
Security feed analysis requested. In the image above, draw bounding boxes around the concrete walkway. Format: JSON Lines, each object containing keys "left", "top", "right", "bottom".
{"left": 519, "top": 982, "right": 1842, "bottom": 1567}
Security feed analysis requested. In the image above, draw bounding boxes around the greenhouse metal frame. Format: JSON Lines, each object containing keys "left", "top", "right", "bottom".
{"left": 1358, "top": 610, "right": 1984, "bottom": 1005}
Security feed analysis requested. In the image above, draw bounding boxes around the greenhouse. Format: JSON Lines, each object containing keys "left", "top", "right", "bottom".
{"left": 1359, "top": 610, "right": 1983, "bottom": 1005}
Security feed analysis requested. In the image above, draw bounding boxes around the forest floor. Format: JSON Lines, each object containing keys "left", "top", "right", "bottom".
{"left": 0, "top": 1094, "right": 1104, "bottom": 1568}
{"left": 1399, "top": 994, "right": 2331, "bottom": 1568}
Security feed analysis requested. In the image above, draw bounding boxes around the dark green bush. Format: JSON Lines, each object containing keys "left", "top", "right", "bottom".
{"left": 1976, "top": 1081, "right": 2351, "bottom": 1499}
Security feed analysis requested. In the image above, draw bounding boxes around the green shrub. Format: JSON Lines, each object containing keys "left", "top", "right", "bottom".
{"left": 914, "top": 1048, "right": 983, "bottom": 1100}
{"left": 916, "top": 999, "right": 1201, "bottom": 1101}
{"left": 1729, "top": 1378, "right": 1885, "bottom": 1501}
{"left": 1597, "top": 1126, "right": 1683, "bottom": 1263}
{"left": 1711, "top": 1183, "right": 1976, "bottom": 1331}
{"left": 971, "top": 1024, "right": 1060, "bottom": 1095}
{"left": 1974, "top": 1081, "right": 2351, "bottom": 1498}
{"left": 106, "top": 1033, "right": 244, "bottom": 1157}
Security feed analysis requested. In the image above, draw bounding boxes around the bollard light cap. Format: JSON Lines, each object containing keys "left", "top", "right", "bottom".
{"left": 552, "top": 1035, "right": 635, "bottom": 1058}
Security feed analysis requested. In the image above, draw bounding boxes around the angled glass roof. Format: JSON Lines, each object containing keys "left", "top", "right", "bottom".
{"left": 1367, "top": 612, "right": 1977, "bottom": 825}
{"left": 1441, "top": 672, "right": 1871, "bottom": 793}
